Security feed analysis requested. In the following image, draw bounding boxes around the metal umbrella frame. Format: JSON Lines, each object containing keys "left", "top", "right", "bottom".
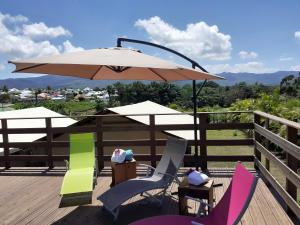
{"left": 116, "top": 37, "right": 210, "bottom": 171}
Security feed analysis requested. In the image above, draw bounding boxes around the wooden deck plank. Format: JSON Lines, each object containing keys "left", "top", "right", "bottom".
{"left": 13, "top": 180, "right": 65, "bottom": 225}
{"left": 0, "top": 177, "right": 57, "bottom": 220}
{"left": 254, "top": 180, "right": 280, "bottom": 225}
{"left": 257, "top": 178, "right": 294, "bottom": 225}
{"left": 2, "top": 177, "right": 62, "bottom": 225}
{"left": 0, "top": 167, "right": 296, "bottom": 225}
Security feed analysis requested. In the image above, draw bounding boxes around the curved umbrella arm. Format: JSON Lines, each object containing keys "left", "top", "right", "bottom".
{"left": 117, "top": 37, "right": 208, "bottom": 73}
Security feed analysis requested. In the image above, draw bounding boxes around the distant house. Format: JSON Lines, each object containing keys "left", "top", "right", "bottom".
{"left": 83, "top": 87, "right": 93, "bottom": 93}
{"left": 8, "top": 88, "right": 21, "bottom": 94}
{"left": 19, "top": 89, "right": 34, "bottom": 100}
{"left": 51, "top": 94, "right": 65, "bottom": 101}
{"left": 38, "top": 92, "right": 51, "bottom": 100}
{"left": 0, "top": 107, "right": 77, "bottom": 166}
{"left": 84, "top": 91, "right": 96, "bottom": 99}
{"left": 95, "top": 90, "right": 111, "bottom": 102}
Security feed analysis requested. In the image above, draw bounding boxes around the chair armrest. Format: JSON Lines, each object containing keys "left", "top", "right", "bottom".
{"left": 138, "top": 163, "right": 156, "bottom": 177}
{"left": 157, "top": 172, "right": 180, "bottom": 184}
{"left": 138, "top": 163, "right": 156, "bottom": 171}
{"left": 64, "top": 160, "right": 69, "bottom": 170}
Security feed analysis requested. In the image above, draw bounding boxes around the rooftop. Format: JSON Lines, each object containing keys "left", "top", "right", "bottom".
{"left": 0, "top": 107, "right": 77, "bottom": 155}
{"left": 108, "top": 100, "right": 198, "bottom": 140}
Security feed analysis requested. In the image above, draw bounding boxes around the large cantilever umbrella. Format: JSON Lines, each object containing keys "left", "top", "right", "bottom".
{"left": 9, "top": 45, "right": 224, "bottom": 170}
{"left": 9, "top": 48, "right": 223, "bottom": 81}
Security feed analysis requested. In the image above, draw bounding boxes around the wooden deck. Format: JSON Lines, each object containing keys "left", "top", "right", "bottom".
{"left": 0, "top": 167, "right": 295, "bottom": 225}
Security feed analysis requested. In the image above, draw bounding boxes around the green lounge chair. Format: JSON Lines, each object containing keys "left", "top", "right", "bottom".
{"left": 59, "top": 133, "right": 98, "bottom": 207}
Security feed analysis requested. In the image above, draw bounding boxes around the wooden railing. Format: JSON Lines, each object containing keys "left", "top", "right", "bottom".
{"left": 0, "top": 110, "right": 299, "bottom": 219}
{"left": 0, "top": 111, "right": 253, "bottom": 170}
{"left": 254, "top": 111, "right": 300, "bottom": 218}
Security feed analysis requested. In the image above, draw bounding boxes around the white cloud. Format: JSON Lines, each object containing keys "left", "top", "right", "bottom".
{"left": 135, "top": 16, "right": 232, "bottom": 61}
{"left": 279, "top": 56, "right": 293, "bottom": 61}
{"left": 206, "top": 61, "right": 276, "bottom": 74}
{"left": 61, "top": 40, "right": 84, "bottom": 53}
{"left": 1, "top": 13, "right": 28, "bottom": 23}
{"left": 290, "top": 65, "right": 300, "bottom": 71}
{"left": 295, "top": 31, "right": 300, "bottom": 41}
{"left": 238, "top": 51, "right": 258, "bottom": 59}
{"left": 23, "top": 22, "right": 71, "bottom": 39}
{"left": 0, "top": 12, "right": 83, "bottom": 61}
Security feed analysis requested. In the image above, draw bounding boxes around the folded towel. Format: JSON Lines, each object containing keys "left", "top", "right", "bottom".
{"left": 188, "top": 170, "right": 209, "bottom": 186}
{"left": 125, "top": 149, "right": 133, "bottom": 161}
{"left": 111, "top": 149, "right": 126, "bottom": 163}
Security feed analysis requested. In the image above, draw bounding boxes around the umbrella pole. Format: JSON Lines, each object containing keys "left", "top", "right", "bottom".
{"left": 117, "top": 38, "right": 211, "bottom": 171}
{"left": 192, "top": 80, "right": 199, "bottom": 171}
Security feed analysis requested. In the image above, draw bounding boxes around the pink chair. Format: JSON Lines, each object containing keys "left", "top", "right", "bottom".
{"left": 129, "top": 162, "right": 258, "bottom": 225}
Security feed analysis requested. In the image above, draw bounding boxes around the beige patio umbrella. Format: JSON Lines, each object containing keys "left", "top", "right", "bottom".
{"left": 9, "top": 47, "right": 223, "bottom": 81}
{"left": 9, "top": 45, "right": 224, "bottom": 170}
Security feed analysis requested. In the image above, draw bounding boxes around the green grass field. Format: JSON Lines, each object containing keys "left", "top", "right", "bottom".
{"left": 205, "top": 129, "right": 299, "bottom": 203}
{"left": 193, "top": 129, "right": 255, "bottom": 168}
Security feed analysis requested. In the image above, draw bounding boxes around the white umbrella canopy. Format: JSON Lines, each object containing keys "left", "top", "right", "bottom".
{"left": 9, "top": 47, "right": 224, "bottom": 81}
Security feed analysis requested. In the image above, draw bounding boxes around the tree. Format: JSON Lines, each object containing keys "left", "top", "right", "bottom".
{"left": 34, "top": 89, "right": 41, "bottom": 106}
{"left": 106, "top": 85, "right": 115, "bottom": 106}
{"left": 0, "top": 93, "right": 10, "bottom": 107}
{"left": 95, "top": 100, "right": 105, "bottom": 112}
{"left": 46, "top": 85, "right": 52, "bottom": 93}
{"left": 280, "top": 74, "right": 299, "bottom": 97}
{"left": 2, "top": 85, "right": 8, "bottom": 93}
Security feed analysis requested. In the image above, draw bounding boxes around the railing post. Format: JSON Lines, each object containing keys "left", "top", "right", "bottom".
{"left": 265, "top": 118, "right": 270, "bottom": 171}
{"left": 199, "top": 113, "right": 208, "bottom": 171}
{"left": 184, "top": 146, "right": 192, "bottom": 167}
{"left": 45, "top": 118, "right": 53, "bottom": 169}
{"left": 1, "top": 119, "right": 10, "bottom": 169}
{"left": 96, "top": 116, "right": 104, "bottom": 171}
{"left": 286, "top": 125, "right": 298, "bottom": 216}
{"left": 254, "top": 113, "right": 262, "bottom": 170}
{"left": 149, "top": 114, "right": 156, "bottom": 167}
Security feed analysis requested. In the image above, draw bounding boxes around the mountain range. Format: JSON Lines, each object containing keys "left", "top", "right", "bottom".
{"left": 0, "top": 71, "right": 298, "bottom": 89}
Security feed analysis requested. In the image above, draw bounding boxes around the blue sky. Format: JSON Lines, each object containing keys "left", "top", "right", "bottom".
{"left": 0, "top": 0, "right": 299, "bottom": 79}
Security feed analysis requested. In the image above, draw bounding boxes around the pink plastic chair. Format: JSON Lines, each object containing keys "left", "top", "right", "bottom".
{"left": 129, "top": 162, "right": 258, "bottom": 225}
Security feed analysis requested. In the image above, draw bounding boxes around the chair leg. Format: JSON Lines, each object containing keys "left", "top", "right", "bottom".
{"left": 103, "top": 206, "right": 120, "bottom": 222}
{"left": 112, "top": 207, "right": 120, "bottom": 222}
{"left": 158, "top": 187, "right": 168, "bottom": 206}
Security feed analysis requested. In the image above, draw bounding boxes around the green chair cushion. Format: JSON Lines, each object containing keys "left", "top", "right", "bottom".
{"left": 60, "top": 167, "right": 94, "bottom": 195}
{"left": 69, "top": 133, "right": 95, "bottom": 170}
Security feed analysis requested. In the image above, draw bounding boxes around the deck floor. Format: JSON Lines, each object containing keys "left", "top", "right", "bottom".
{"left": 0, "top": 167, "right": 295, "bottom": 225}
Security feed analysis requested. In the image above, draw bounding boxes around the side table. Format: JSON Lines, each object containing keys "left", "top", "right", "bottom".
{"left": 178, "top": 178, "right": 214, "bottom": 215}
{"left": 111, "top": 159, "right": 136, "bottom": 186}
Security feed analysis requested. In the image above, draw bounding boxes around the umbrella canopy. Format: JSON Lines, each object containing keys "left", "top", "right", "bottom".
{"left": 9, "top": 45, "right": 224, "bottom": 171}
{"left": 9, "top": 47, "right": 224, "bottom": 81}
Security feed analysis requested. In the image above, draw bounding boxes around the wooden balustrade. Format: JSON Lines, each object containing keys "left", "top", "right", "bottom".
{"left": 0, "top": 111, "right": 254, "bottom": 170}
{"left": 0, "top": 110, "right": 299, "bottom": 219}
{"left": 253, "top": 111, "right": 300, "bottom": 219}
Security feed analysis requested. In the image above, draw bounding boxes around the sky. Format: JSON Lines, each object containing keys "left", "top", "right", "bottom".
{"left": 0, "top": 0, "right": 299, "bottom": 79}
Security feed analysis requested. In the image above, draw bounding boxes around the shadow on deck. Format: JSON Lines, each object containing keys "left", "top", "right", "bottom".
{"left": 0, "top": 167, "right": 295, "bottom": 225}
